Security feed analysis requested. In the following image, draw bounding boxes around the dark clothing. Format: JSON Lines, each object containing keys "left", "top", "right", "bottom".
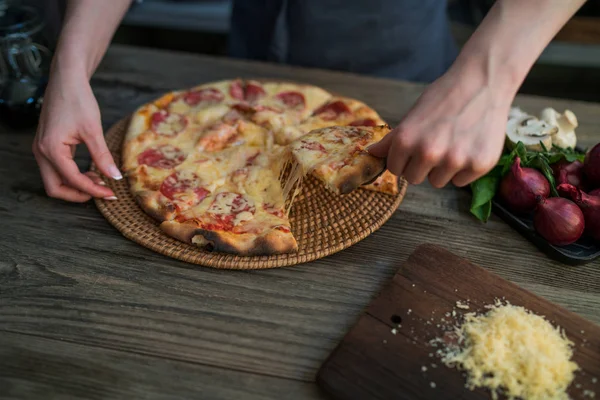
{"left": 228, "top": 0, "right": 458, "bottom": 83}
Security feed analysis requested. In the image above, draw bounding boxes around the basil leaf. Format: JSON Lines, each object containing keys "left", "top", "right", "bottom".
{"left": 471, "top": 199, "right": 493, "bottom": 223}
{"left": 470, "top": 172, "right": 500, "bottom": 222}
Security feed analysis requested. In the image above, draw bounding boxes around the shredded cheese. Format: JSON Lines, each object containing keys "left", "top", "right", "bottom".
{"left": 440, "top": 301, "right": 579, "bottom": 400}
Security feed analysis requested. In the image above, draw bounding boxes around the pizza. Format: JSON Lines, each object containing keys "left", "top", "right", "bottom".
{"left": 122, "top": 79, "right": 399, "bottom": 256}
{"left": 288, "top": 125, "right": 392, "bottom": 195}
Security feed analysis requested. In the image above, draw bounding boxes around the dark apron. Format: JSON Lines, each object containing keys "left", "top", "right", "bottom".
{"left": 228, "top": 0, "right": 458, "bottom": 83}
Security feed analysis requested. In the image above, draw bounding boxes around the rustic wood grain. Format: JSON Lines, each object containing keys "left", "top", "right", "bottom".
{"left": 0, "top": 44, "right": 599, "bottom": 399}
{"left": 317, "top": 244, "right": 600, "bottom": 400}
{"left": 0, "top": 332, "right": 327, "bottom": 400}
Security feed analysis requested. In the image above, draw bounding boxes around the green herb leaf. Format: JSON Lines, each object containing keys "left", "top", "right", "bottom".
{"left": 563, "top": 153, "right": 585, "bottom": 163}
{"left": 469, "top": 171, "right": 501, "bottom": 222}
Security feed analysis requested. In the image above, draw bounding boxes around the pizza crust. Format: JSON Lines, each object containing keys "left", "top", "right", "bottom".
{"left": 328, "top": 155, "right": 387, "bottom": 195}
{"left": 161, "top": 220, "right": 297, "bottom": 256}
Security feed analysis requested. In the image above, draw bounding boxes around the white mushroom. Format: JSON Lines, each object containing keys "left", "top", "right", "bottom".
{"left": 506, "top": 107, "right": 556, "bottom": 152}
{"left": 539, "top": 108, "right": 578, "bottom": 149}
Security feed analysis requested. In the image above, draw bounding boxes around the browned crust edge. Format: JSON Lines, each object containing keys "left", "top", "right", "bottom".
{"left": 134, "top": 190, "right": 176, "bottom": 222}
{"left": 330, "top": 155, "right": 387, "bottom": 195}
{"left": 160, "top": 220, "right": 298, "bottom": 256}
{"left": 361, "top": 170, "right": 399, "bottom": 195}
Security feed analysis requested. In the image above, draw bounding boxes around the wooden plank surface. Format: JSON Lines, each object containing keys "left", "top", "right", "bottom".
{"left": 0, "top": 44, "right": 599, "bottom": 399}
{"left": 317, "top": 244, "right": 600, "bottom": 400}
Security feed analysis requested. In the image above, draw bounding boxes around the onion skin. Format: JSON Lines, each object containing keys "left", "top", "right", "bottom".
{"left": 534, "top": 196, "right": 585, "bottom": 246}
{"left": 584, "top": 143, "right": 600, "bottom": 187}
{"left": 558, "top": 183, "right": 600, "bottom": 242}
{"left": 499, "top": 157, "right": 550, "bottom": 214}
{"left": 552, "top": 160, "right": 586, "bottom": 190}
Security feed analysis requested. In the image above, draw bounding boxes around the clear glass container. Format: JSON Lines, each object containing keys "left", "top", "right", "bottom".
{"left": 0, "top": 0, "right": 52, "bottom": 129}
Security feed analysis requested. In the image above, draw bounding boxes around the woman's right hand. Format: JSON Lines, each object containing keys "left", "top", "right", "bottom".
{"left": 32, "top": 66, "right": 121, "bottom": 202}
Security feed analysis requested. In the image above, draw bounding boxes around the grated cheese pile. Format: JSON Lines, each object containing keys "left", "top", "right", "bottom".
{"left": 440, "top": 301, "right": 578, "bottom": 400}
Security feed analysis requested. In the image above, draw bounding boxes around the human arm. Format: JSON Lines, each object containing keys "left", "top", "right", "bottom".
{"left": 33, "top": 0, "right": 133, "bottom": 202}
{"left": 368, "top": 0, "right": 587, "bottom": 188}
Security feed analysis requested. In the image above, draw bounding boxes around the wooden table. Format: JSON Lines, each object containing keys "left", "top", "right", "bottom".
{"left": 1, "top": 44, "right": 599, "bottom": 400}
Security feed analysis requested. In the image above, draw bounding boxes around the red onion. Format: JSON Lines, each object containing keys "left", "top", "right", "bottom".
{"left": 584, "top": 143, "right": 600, "bottom": 187}
{"left": 552, "top": 160, "right": 586, "bottom": 190}
{"left": 534, "top": 196, "right": 585, "bottom": 246}
{"left": 590, "top": 188, "right": 600, "bottom": 197}
{"left": 499, "top": 157, "right": 550, "bottom": 214}
{"left": 558, "top": 183, "right": 600, "bottom": 242}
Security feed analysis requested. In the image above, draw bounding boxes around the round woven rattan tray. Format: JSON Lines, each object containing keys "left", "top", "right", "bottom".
{"left": 93, "top": 116, "right": 407, "bottom": 269}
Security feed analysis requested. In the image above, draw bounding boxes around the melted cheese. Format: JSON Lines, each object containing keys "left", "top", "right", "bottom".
{"left": 440, "top": 301, "right": 579, "bottom": 400}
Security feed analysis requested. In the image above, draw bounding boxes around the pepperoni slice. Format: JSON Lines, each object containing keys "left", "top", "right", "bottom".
{"left": 137, "top": 145, "right": 186, "bottom": 169}
{"left": 160, "top": 171, "right": 208, "bottom": 202}
{"left": 229, "top": 80, "right": 245, "bottom": 100}
{"left": 348, "top": 118, "right": 377, "bottom": 127}
{"left": 245, "top": 82, "right": 266, "bottom": 103}
{"left": 183, "top": 88, "right": 224, "bottom": 106}
{"left": 313, "top": 100, "right": 352, "bottom": 121}
{"left": 150, "top": 110, "right": 188, "bottom": 136}
{"left": 275, "top": 91, "right": 305, "bottom": 110}
{"left": 300, "top": 141, "right": 327, "bottom": 152}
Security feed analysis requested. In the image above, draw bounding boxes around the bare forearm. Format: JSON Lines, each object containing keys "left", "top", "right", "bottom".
{"left": 53, "top": 0, "right": 132, "bottom": 79}
{"left": 453, "top": 0, "right": 586, "bottom": 96}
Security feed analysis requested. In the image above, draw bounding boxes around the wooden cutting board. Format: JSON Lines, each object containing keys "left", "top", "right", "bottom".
{"left": 316, "top": 244, "right": 600, "bottom": 400}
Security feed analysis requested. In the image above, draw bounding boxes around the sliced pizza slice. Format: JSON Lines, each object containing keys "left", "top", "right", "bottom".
{"left": 275, "top": 96, "right": 385, "bottom": 145}
{"left": 160, "top": 188, "right": 297, "bottom": 256}
{"left": 289, "top": 125, "right": 396, "bottom": 195}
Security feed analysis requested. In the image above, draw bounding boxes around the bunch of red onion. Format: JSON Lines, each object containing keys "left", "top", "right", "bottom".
{"left": 498, "top": 157, "right": 594, "bottom": 245}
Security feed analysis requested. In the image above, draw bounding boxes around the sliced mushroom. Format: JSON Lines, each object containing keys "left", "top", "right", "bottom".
{"left": 539, "top": 107, "right": 578, "bottom": 149}
{"left": 506, "top": 107, "right": 557, "bottom": 152}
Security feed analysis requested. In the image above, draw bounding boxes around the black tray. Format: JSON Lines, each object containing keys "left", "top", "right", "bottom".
{"left": 492, "top": 199, "right": 600, "bottom": 265}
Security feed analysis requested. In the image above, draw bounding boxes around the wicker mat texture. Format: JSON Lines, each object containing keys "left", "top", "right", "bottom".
{"left": 92, "top": 116, "right": 407, "bottom": 269}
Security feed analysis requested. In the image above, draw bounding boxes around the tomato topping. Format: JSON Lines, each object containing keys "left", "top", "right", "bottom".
{"left": 150, "top": 110, "right": 188, "bottom": 136}
{"left": 137, "top": 145, "right": 186, "bottom": 169}
{"left": 245, "top": 82, "right": 266, "bottom": 103}
{"left": 300, "top": 141, "right": 327, "bottom": 152}
{"left": 275, "top": 91, "right": 305, "bottom": 110}
{"left": 348, "top": 118, "right": 377, "bottom": 127}
{"left": 313, "top": 100, "right": 352, "bottom": 120}
{"left": 229, "top": 80, "right": 245, "bottom": 100}
{"left": 183, "top": 88, "right": 224, "bottom": 106}
{"left": 197, "top": 123, "right": 239, "bottom": 152}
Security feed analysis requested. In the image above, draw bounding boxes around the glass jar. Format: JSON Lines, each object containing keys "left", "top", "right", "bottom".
{"left": 0, "top": 0, "right": 52, "bottom": 130}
